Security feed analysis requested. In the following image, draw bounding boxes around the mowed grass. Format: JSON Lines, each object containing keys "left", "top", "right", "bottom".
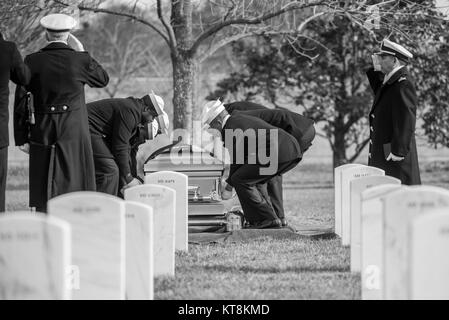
{"left": 5, "top": 161, "right": 449, "bottom": 299}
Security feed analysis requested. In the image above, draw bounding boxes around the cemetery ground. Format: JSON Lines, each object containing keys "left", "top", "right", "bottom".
{"left": 5, "top": 160, "right": 449, "bottom": 300}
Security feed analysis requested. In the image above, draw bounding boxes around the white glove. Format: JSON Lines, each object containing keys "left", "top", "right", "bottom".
{"left": 371, "top": 54, "right": 381, "bottom": 71}
{"left": 19, "top": 143, "right": 30, "bottom": 154}
{"left": 386, "top": 152, "right": 404, "bottom": 162}
{"left": 120, "top": 178, "right": 142, "bottom": 194}
{"left": 221, "top": 182, "right": 234, "bottom": 200}
{"left": 67, "top": 34, "right": 85, "bottom": 52}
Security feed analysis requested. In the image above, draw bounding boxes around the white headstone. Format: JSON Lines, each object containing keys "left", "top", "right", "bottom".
{"left": 125, "top": 201, "right": 154, "bottom": 300}
{"left": 145, "top": 171, "right": 188, "bottom": 252}
{"left": 48, "top": 192, "right": 126, "bottom": 300}
{"left": 350, "top": 176, "right": 401, "bottom": 272}
{"left": 0, "top": 212, "right": 71, "bottom": 300}
{"left": 124, "top": 184, "right": 176, "bottom": 277}
{"left": 334, "top": 164, "right": 361, "bottom": 237}
{"left": 341, "top": 166, "right": 384, "bottom": 246}
{"left": 383, "top": 186, "right": 449, "bottom": 300}
{"left": 360, "top": 184, "right": 403, "bottom": 300}
{"left": 409, "top": 209, "right": 449, "bottom": 300}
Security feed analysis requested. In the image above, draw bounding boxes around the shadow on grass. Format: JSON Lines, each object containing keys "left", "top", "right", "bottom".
{"left": 200, "top": 265, "right": 350, "bottom": 274}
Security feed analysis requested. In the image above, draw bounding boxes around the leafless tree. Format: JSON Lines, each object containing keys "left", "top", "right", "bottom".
{"left": 79, "top": 12, "right": 170, "bottom": 98}
{"left": 4, "top": 0, "right": 439, "bottom": 133}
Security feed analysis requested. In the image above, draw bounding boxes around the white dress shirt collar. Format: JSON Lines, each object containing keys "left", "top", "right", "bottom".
{"left": 383, "top": 65, "right": 404, "bottom": 84}
{"left": 47, "top": 40, "right": 68, "bottom": 45}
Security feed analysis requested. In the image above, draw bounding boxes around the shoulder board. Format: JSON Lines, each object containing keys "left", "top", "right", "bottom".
{"left": 398, "top": 76, "right": 407, "bottom": 82}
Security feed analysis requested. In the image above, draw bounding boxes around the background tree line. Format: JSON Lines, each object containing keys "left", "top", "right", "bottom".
{"left": 1, "top": 0, "right": 448, "bottom": 167}
{"left": 209, "top": 0, "right": 449, "bottom": 167}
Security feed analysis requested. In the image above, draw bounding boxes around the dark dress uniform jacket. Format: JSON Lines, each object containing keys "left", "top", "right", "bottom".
{"left": 235, "top": 108, "right": 315, "bottom": 153}
{"left": 221, "top": 114, "right": 301, "bottom": 186}
{"left": 224, "top": 101, "right": 269, "bottom": 114}
{"left": 0, "top": 34, "right": 30, "bottom": 212}
{"left": 14, "top": 42, "right": 109, "bottom": 208}
{"left": 0, "top": 34, "right": 30, "bottom": 148}
{"left": 366, "top": 67, "right": 421, "bottom": 185}
{"left": 87, "top": 97, "right": 144, "bottom": 182}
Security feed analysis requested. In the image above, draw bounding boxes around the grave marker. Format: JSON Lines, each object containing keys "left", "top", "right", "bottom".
{"left": 383, "top": 186, "right": 449, "bottom": 300}
{"left": 334, "top": 164, "right": 362, "bottom": 237}
{"left": 341, "top": 166, "right": 384, "bottom": 246}
{"left": 360, "top": 184, "right": 403, "bottom": 300}
{"left": 125, "top": 201, "right": 154, "bottom": 300}
{"left": 409, "top": 209, "right": 449, "bottom": 300}
{"left": 0, "top": 212, "right": 71, "bottom": 300}
{"left": 124, "top": 184, "right": 176, "bottom": 277}
{"left": 48, "top": 192, "right": 125, "bottom": 300}
{"left": 145, "top": 171, "right": 188, "bottom": 251}
{"left": 350, "top": 176, "right": 401, "bottom": 272}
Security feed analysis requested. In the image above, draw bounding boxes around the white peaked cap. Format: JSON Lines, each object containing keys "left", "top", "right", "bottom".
{"left": 40, "top": 14, "right": 77, "bottom": 31}
{"left": 201, "top": 99, "right": 225, "bottom": 128}
{"left": 154, "top": 95, "right": 165, "bottom": 111}
{"left": 157, "top": 111, "right": 169, "bottom": 134}
{"left": 149, "top": 91, "right": 166, "bottom": 116}
{"left": 377, "top": 38, "right": 413, "bottom": 60}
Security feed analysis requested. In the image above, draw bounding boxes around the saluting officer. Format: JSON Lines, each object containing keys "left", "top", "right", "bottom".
{"left": 0, "top": 32, "right": 30, "bottom": 212}
{"left": 366, "top": 39, "right": 420, "bottom": 185}
{"left": 87, "top": 93, "right": 169, "bottom": 196}
{"left": 202, "top": 100, "right": 302, "bottom": 229}
{"left": 14, "top": 14, "right": 109, "bottom": 212}
{"left": 226, "top": 102, "right": 315, "bottom": 226}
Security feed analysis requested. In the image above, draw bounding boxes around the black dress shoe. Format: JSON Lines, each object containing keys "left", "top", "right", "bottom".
{"left": 280, "top": 218, "right": 288, "bottom": 227}
{"left": 247, "top": 218, "right": 282, "bottom": 229}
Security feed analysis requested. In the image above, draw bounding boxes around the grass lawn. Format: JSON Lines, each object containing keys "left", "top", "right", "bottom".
{"left": 5, "top": 161, "right": 449, "bottom": 299}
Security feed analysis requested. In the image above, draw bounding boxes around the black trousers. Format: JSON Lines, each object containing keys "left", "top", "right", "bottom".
{"left": 267, "top": 175, "right": 284, "bottom": 219}
{"left": 300, "top": 125, "right": 316, "bottom": 153}
{"left": 265, "top": 127, "right": 315, "bottom": 220}
{"left": 94, "top": 156, "right": 120, "bottom": 196}
{"left": 229, "top": 159, "right": 300, "bottom": 223}
{"left": 0, "top": 146, "right": 7, "bottom": 212}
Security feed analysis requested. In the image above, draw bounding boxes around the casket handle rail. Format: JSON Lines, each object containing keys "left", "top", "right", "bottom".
{"left": 143, "top": 136, "right": 183, "bottom": 164}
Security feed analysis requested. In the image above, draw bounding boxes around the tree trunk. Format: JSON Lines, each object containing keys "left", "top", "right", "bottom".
{"left": 172, "top": 52, "right": 194, "bottom": 131}
{"left": 171, "top": 0, "right": 194, "bottom": 131}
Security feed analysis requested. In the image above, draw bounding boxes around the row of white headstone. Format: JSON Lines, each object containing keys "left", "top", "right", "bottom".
{"left": 0, "top": 170, "right": 189, "bottom": 300}
{"left": 335, "top": 164, "right": 449, "bottom": 300}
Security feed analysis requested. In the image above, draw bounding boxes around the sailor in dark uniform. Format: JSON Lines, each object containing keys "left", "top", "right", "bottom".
{"left": 87, "top": 93, "right": 169, "bottom": 196}
{"left": 202, "top": 100, "right": 303, "bottom": 229}
{"left": 0, "top": 33, "right": 30, "bottom": 212}
{"left": 366, "top": 39, "right": 420, "bottom": 185}
{"left": 13, "top": 14, "right": 109, "bottom": 212}
{"left": 225, "top": 102, "right": 315, "bottom": 226}
{"left": 224, "top": 101, "right": 271, "bottom": 114}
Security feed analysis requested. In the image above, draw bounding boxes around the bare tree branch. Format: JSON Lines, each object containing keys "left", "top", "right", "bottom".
{"left": 52, "top": 0, "right": 171, "bottom": 46}
{"left": 190, "top": 0, "right": 328, "bottom": 55}
{"left": 156, "top": 0, "right": 177, "bottom": 52}
{"left": 296, "top": 11, "right": 326, "bottom": 33}
{"left": 347, "top": 137, "right": 369, "bottom": 162}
